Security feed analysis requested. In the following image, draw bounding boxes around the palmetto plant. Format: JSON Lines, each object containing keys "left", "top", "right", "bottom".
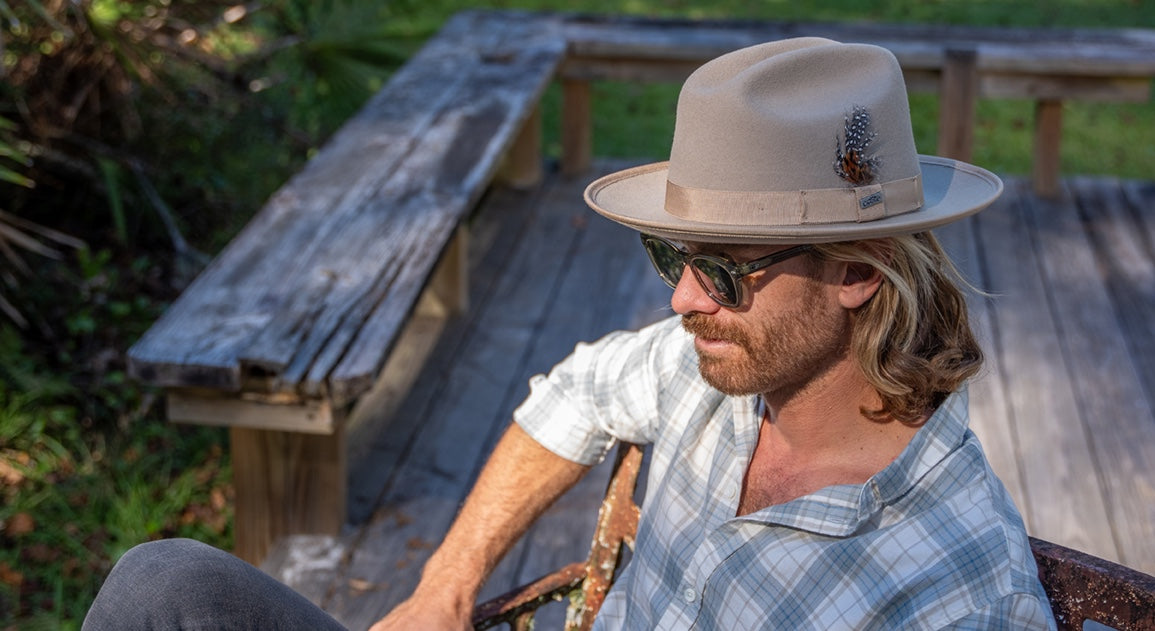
{"left": 0, "top": 116, "right": 84, "bottom": 328}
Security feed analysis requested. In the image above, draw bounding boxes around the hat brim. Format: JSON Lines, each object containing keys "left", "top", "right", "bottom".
{"left": 585, "top": 155, "right": 1003, "bottom": 244}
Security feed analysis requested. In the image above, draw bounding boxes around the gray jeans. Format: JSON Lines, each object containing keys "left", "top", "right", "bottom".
{"left": 83, "top": 538, "right": 347, "bottom": 630}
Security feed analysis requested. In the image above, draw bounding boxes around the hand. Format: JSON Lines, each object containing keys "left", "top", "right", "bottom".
{"left": 367, "top": 592, "right": 473, "bottom": 631}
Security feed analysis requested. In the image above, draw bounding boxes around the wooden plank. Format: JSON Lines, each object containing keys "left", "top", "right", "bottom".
{"left": 1033, "top": 100, "right": 1063, "bottom": 198}
{"left": 559, "top": 16, "right": 1155, "bottom": 79}
{"left": 560, "top": 57, "right": 703, "bottom": 84}
{"left": 343, "top": 294, "right": 455, "bottom": 476}
{"left": 934, "top": 214, "right": 1031, "bottom": 529}
{"left": 260, "top": 185, "right": 540, "bottom": 593}
{"left": 478, "top": 167, "right": 661, "bottom": 628}
{"left": 264, "top": 33, "right": 564, "bottom": 396}
{"left": 481, "top": 163, "right": 653, "bottom": 554}
{"left": 1023, "top": 177, "right": 1155, "bottom": 572}
{"left": 1121, "top": 180, "right": 1155, "bottom": 251}
{"left": 561, "top": 78, "right": 593, "bottom": 176}
{"left": 498, "top": 105, "right": 545, "bottom": 189}
{"left": 427, "top": 227, "right": 470, "bottom": 317}
{"left": 128, "top": 27, "right": 483, "bottom": 388}
{"left": 342, "top": 183, "right": 552, "bottom": 526}
{"left": 321, "top": 164, "right": 652, "bottom": 629}
{"left": 166, "top": 389, "right": 334, "bottom": 435}
{"left": 323, "top": 29, "right": 567, "bottom": 404}
{"left": 230, "top": 420, "right": 347, "bottom": 565}
{"left": 972, "top": 178, "right": 1117, "bottom": 561}
{"left": 327, "top": 181, "right": 597, "bottom": 628}
{"left": 1113, "top": 180, "right": 1155, "bottom": 403}
{"left": 127, "top": 11, "right": 566, "bottom": 394}
{"left": 981, "top": 74, "right": 1151, "bottom": 102}
{"left": 937, "top": 48, "right": 979, "bottom": 162}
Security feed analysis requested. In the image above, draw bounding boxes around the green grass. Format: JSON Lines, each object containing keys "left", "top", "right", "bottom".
{"left": 0, "top": 327, "right": 231, "bottom": 627}
{"left": 538, "top": 82, "right": 1155, "bottom": 180}
{"left": 526, "top": 1, "right": 1155, "bottom": 178}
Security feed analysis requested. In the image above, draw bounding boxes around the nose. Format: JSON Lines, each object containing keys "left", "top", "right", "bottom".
{"left": 670, "top": 265, "right": 721, "bottom": 316}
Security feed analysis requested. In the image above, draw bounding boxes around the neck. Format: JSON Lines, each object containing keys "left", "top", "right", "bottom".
{"left": 760, "top": 355, "right": 894, "bottom": 455}
{"left": 737, "top": 356, "right": 922, "bottom": 515}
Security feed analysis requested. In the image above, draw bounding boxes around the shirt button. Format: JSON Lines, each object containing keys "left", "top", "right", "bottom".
{"left": 682, "top": 587, "right": 697, "bottom": 603}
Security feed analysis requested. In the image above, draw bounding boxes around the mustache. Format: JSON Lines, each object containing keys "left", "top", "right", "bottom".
{"left": 682, "top": 314, "right": 750, "bottom": 347}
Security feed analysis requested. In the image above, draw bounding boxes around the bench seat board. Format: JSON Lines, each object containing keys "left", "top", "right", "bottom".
{"left": 127, "top": 11, "right": 566, "bottom": 405}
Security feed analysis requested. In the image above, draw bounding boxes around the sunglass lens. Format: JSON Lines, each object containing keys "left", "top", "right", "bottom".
{"left": 643, "top": 238, "right": 684, "bottom": 288}
{"left": 690, "top": 260, "right": 739, "bottom": 306}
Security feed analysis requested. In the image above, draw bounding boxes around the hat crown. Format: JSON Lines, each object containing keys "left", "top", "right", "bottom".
{"left": 667, "top": 37, "right": 921, "bottom": 194}
{"left": 582, "top": 37, "right": 1003, "bottom": 245}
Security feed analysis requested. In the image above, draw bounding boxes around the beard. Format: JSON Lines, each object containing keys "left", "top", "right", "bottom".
{"left": 682, "top": 279, "right": 849, "bottom": 398}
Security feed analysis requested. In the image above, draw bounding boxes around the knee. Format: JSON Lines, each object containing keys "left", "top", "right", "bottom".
{"left": 85, "top": 539, "right": 229, "bottom": 630}
{"left": 111, "top": 538, "right": 226, "bottom": 586}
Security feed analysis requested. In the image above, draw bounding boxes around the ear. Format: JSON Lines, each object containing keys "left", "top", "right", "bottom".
{"left": 838, "top": 261, "right": 883, "bottom": 309}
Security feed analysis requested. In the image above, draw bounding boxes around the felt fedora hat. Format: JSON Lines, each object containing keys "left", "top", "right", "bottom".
{"left": 585, "top": 37, "right": 1003, "bottom": 244}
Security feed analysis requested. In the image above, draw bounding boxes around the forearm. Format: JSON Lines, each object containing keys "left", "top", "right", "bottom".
{"left": 409, "top": 422, "right": 591, "bottom": 619}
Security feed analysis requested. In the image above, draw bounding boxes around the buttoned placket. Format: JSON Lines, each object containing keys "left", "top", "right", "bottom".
{"left": 653, "top": 396, "right": 762, "bottom": 630}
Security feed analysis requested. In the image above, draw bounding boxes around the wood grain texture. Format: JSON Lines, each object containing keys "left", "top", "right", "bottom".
{"left": 935, "top": 215, "right": 1031, "bottom": 529}
{"left": 937, "top": 48, "right": 979, "bottom": 162}
{"left": 231, "top": 421, "right": 346, "bottom": 564}
{"left": 973, "top": 179, "right": 1117, "bottom": 561}
{"left": 128, "top": 11, "right": 565, "bottom": 401}
{"left": 559, "top": 16, "right": 1155, "bottom": 80}
{"left": 1024, "top": 178, "right": 1155, "bottom": 570}
{"left": 259, "top": 166, "right": 1155, "bottom": 619}
{"left": 129, "top": 10, "right": 1155, "bottom": 411}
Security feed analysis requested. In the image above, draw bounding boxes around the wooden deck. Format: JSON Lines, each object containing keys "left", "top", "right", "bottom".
{"left": 261, "top": 161, "right": 1155, "bottom": 630}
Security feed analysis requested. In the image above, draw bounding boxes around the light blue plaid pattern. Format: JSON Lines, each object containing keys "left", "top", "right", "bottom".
{"left": 515, "top": 316, "right": 1055, "bottom": 630}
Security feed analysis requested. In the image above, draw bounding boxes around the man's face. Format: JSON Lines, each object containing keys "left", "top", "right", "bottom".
{"left": 672, "top": 242, "right": 850, "bottom": 400}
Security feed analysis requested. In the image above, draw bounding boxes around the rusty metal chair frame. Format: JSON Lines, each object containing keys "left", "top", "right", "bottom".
{"left": 472, "top": 443, "right": 644, "bottom": 631}
{"left": 472, "top": 442, "right": 1155, "bottom": 631}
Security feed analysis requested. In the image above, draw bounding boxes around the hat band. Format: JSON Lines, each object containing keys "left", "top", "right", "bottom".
{"left": 665, "top": 174, "right": 924, "bottom": 226}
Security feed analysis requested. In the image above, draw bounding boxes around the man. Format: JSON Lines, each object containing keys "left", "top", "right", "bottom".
{"left": 84, "top": 38, "right": 1055, "bottom": 630}
{"left": 372, "top": 37, "right": 1054, "bottom": 630}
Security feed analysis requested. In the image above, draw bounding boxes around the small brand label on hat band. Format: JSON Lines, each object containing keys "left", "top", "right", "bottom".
{"left": 859, "top": 191, "right": 884, "bottom": 210}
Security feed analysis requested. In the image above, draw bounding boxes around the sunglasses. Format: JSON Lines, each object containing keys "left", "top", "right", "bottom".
{"left": 640, "top": 234, "right": 813, "bottom": 308}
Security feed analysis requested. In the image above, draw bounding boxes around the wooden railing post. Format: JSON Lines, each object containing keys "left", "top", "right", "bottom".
{"left": 562, "top": 78, "right": 593, "bottom": 177}
{"left": 1033, "top": 99, "right": 1063, "bottom": 198}
{"left": 937, "top": 48, "right": 979, "bottom": 163}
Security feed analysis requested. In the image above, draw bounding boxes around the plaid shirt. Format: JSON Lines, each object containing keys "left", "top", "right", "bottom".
{"left": 514, "top": 316, "right": 1055, "bottom": 630}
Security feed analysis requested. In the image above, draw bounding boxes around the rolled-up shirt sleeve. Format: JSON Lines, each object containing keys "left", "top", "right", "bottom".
{"left": 513, "top": 316, "right": 690, "bottom": 465}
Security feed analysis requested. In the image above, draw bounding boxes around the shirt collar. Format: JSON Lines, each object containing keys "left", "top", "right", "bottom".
{"left": 736, "top": 388, "right": 971, "bottom": 536}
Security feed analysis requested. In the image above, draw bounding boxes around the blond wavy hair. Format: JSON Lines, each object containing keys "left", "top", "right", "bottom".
{"left": 811, "top": 232, "right": 983, "bottom": 423}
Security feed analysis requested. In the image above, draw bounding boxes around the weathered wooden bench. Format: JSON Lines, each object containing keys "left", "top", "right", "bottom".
{"left": 127, "top": 12, "right": 567, "bottom": 563}
{"left": 472, "top": 444, "right": 1155, "bottom": 631}
{"left": 128, "top": 10, "right": 1155, "bottom": 566}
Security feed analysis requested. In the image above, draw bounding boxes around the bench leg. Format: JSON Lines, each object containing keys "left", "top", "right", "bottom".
{"left": 1032, "top": 99, "right": 1063, "bottom": 198}
{"left": 500, "top": 105, "right": 544, "bottom": 189}
{"left": 562, "top": 78, "right": 592, "bottom": 176}
{"left": 936, "top": 48, "right": 979, "bottom": 162}
{"left": 230, "top": 418, "right": 346, "bottom": 565}
{"left": 428, "top": 226, "right": 469, "bottom": 317}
